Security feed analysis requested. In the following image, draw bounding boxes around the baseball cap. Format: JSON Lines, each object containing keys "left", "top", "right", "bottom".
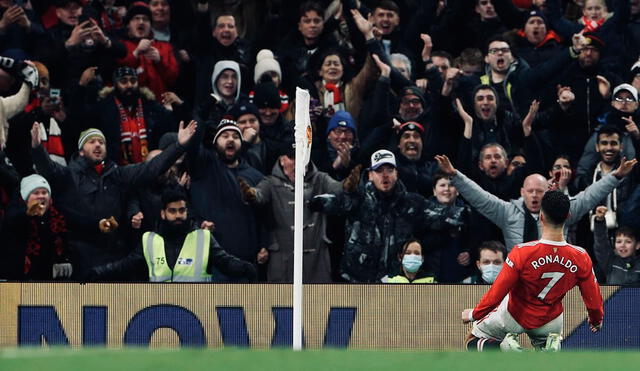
{"left": 612, "top": 83, "right": 638, "bottom": 102}
{"left": 370, "top": 149, "right": 396, "bottom": 170}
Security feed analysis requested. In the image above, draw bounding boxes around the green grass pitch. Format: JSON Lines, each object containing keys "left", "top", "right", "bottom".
{"left": 2, "top": 348, "right": 639, "bottom": 371}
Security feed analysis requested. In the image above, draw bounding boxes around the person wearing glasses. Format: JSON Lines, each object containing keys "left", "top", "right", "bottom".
{"left": 465, "top": 33, "right": 585, "bottom": 120}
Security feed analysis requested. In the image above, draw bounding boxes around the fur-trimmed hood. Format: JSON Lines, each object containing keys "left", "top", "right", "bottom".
{"left": 98, "top": 86, "right": 156, "bottom": 101}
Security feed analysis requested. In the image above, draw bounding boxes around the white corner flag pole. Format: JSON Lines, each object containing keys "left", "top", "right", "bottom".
{"left": 293, "top": 87, "right": 312, "bottom": 351}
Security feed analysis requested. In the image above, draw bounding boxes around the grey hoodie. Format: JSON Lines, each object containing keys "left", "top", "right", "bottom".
{"left": 211, "top": 60, "right": 241, "bottom": 103}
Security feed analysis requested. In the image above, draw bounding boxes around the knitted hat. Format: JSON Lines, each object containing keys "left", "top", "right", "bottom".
{"left": 400, "top": 86, "right": 426, "bottom": 106}
{"left": 254, "top": 49, "right": 282, "bottom": 84}
{"left": 213, "top": 118, "right": 243, "bottom": 143}
{"left": 20, "top": 174, "right": 51, "bottom": 201}
{"left": 112, "top": 66, "right": 136, "bottom": 83}
{"left": 397, "top": 121, "right": 425, "bottom": 138}
{"left": 230, "top": 102, "right": 260, "bottom": 121}
{"left": 582, "top": 32, "right": 605, "bottom": 51}
{"left": 525, "top": 9, "right": 547, "bottom": 25}
{"left": 370, "top": 149, "right": 396, "bottom": 170}
{"left": 78, "top": 128, "right": 106, "bottom": 150}
{"left": 326, "top": 110, "right": 357, "bottom": 136}
{"left": 253, "top": 81, "right": 280, "bottom": 109}
{"left": 125, "top": 1, "right": 152, "bottom": 25}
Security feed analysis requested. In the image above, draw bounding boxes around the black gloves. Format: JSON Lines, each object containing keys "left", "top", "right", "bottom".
{"left": 0, "top": 56, "right": 38, "bottom": 88}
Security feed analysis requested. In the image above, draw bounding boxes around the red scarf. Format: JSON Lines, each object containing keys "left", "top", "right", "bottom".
{"left": 24, "top": 204, "right": 67, "bottom": 275}
{"left": 517, "top": 29, "right": 562, "bottom": 48}
{"left": 581, "top": 16, "right": 606, "bottom": 33}
{"left": 114, "top": 97, "right": 149, "bottom": 165}
{"left": 324, "top": 83, "right": 343, "bottom": 104}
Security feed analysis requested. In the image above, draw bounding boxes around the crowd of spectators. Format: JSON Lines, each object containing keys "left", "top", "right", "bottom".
{"left": 0, "top": 0, "right": 639, "bottom": 284}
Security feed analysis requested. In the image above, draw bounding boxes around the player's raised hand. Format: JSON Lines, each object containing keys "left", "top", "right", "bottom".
{"left": 461, "top": 308, "right": 473, "bottom": 323}
{"left": 435, "top": 155, "right": 457, "bottom": 176}
{"left": 612, "top": 157, "right": 638, "bottom": 179}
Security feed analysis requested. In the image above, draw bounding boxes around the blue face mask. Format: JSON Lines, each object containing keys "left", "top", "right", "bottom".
{"left": 402, "top": 255, "right": 423, "bottom": 273}
{"left": 480, "top": 264, "right": 502, "bottom": 283}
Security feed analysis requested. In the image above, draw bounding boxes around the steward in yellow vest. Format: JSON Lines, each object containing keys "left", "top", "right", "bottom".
{"left": 87, "top": 189, "right": 257, "bottom": 282}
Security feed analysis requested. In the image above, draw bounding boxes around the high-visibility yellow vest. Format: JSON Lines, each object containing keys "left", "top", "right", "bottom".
{"left": 480, "top": 74, "right": 512, "bottom": 102}
{"left": 142, "top": 229, "right": 212, "bottom": 282}
{"left": 387, "top": 275, "right": 435, "bottom": 284}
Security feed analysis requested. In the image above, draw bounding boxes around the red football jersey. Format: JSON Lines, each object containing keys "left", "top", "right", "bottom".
{"left": 471, "top": 239, "right": 604, "bottom": 329}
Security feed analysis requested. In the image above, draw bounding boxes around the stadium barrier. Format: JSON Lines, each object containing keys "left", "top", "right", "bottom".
{"left": 0, "top": 283, "right": 635, "bottom": 349}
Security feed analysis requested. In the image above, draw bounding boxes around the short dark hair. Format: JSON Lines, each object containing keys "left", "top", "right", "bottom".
{"left": 484, "top": 35, "right": 512, "bottom": 55}
{"left": 472, "top": 84, "right": 500, "bottom": 108}
{"left": 375, "top": 0, "right": 400, "bottom": 14}
{"left": 398, "top": 238, "right": 422, "bottom": 258}
{"left": 299, "top": 1, "right": 323, "bottom": 19}
{"left": 213, "top": 13, "right": 235, "bottom": 27}
{"left": 161, "top": 188, "right": 188, "bottom": 209}
{"left": 432, "top": 171, "right": 452, "bottom": 188}
{"left": 541, "top": 190, "right": 570, "bottom": 226}
{"left": 597, "top": 125, "right": 622, "bottom": 142}
{"left": 478, "top": 240, "right": 507, "bottom": 260}
{"left": 615, "top": 226, "right": 638, "bottom": 242}
{"left": 431, "top": 50, "right": 453, "bottom": 63}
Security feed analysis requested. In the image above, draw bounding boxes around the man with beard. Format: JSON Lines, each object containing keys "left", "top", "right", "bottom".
{"left": 394, "top": 121, "right": 439, "bottom": 196}
{"left": 435, "top": 153, "right": 636, "bottom": 252}
{"left": 116, "top": 2, "right": 178, "bottom": 100}
{"left": 70, "top": 66, "right": 186, "bottom": 165}
{"left": 186, "top": 118, "right": 267, "bottom": 282}
{"left": 87, "top": 188, "right": 256, "bottom": 282}
{"left": 30, "top": 119, "right": 197, "bottom": 281}
{"left": 576, "top": 84, "right": 640, "bottom": 178}
{"left": 574, "top": 125, "right": 638, "bottom": 252}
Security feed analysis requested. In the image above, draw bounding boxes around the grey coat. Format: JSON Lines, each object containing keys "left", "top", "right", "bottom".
{"left": 451, "top": 170, "right": 621, "bottom": 251}
{"left": 254, "top": 162, "right": 342, "bottom": 283}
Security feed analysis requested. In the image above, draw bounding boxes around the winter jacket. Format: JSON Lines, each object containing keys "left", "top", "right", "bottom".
{"left": 254, "top": 162, "right": 342, "bottom": 283}
{"left": 317, "top": 180, "right": 465, "bottom": 283}
{"left": 31, "top": 140, "right": 186, "bottom": 279}
{"left": 117, "top": 37, "right": 179, "bottom": 100}
{"left": 593, "top": 219, "right": 640, "bottom": 285}
{"left": 186, "top": 120, "right": 265, "bottom": 264}
{"left": 451, "top": 169, "right": 622, "bottom": 251}
{"left": 1, "top": 194, "right": 69, "bottom": 280}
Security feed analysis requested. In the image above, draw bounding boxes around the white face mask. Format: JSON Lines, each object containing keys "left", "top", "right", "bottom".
{"left": 402, "top": 255, "right": 423, "bottom": 273}
{"left": 480, "top": 264, "right": 502, "bottom": 283}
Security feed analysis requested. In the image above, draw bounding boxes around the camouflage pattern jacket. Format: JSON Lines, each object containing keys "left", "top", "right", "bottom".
{"left": 317, "top": 180, "right": 466, "bottom": 283}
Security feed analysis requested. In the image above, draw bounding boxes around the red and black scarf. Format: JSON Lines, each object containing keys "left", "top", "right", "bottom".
{"left": 114, "top": 97, "right": 149, "bottom": 165}
{"left": 24, "top": 204, "right": 67, "bottom": 275}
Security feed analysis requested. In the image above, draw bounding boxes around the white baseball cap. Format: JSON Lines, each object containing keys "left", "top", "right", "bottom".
{"left": 370, "top": 149, "right": 396, "bottom": 170}
{"left": 612, "top": 83, "right": 639, "bottom": 102}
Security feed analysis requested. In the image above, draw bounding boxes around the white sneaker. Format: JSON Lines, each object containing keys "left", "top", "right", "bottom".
{"left": 500, "top": 333, "right": 523, "bottom": 352}
{"left": 543, "top": 333, "right": 563, "bottom": 352}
